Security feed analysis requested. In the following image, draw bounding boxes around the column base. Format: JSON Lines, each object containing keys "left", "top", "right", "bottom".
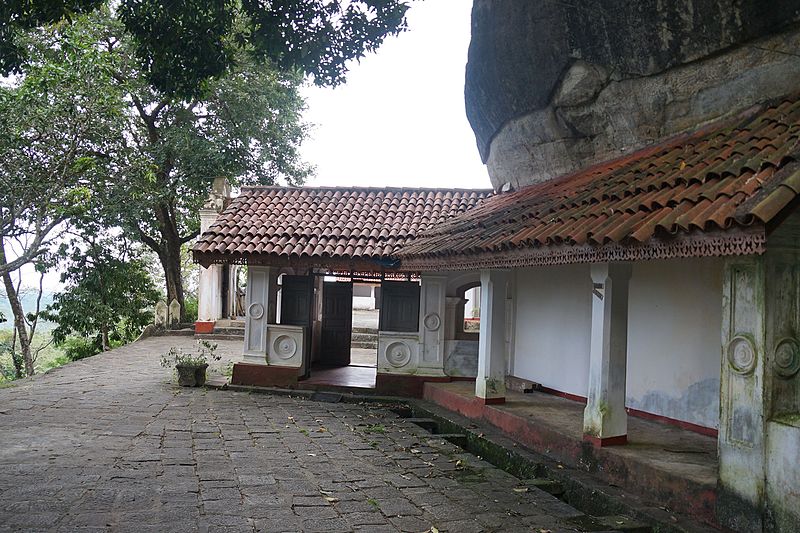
{"left": 583, "top": 434, "right": 628, "bottom": 447}
{"left": 477, "top": 396, "right": 506, "bottom": 405}
{"left": 231, "top": 362, "right": 298, "bottom": 387}
{"left": 241, "top": 354, "right": 268, "bottom": 365}
{"left": 375, "top": 373, "right": 450, "bottom": 398}
{"left": 195, "top": 321, "right": 215, "bottom": 334}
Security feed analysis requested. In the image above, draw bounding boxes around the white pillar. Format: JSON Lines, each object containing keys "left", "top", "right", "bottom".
{"left": 476, "top": 269, "right": 509, "bottom": 403}
{"left": 243, "top": 266, "right": 277, "bottom": 362}
{"left": 197, "top": 208, "right": 223, "bottom": 322}
{"left": 418, "top": 274, "right": 447, "bottom": 376}
{"left": 583, "top": 262, "right": 632, "bottom": 446}
{"left": 444, "top": 297, "right": 465, "bottom": 341}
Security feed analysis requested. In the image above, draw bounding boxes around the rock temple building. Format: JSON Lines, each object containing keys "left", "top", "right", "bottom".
{"left": 193, "top": 2, "right": 800, "bottom": 531}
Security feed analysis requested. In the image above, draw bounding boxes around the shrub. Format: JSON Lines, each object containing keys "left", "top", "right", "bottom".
{"left": 62, "top": 336, "right": 102, "bottom": 361}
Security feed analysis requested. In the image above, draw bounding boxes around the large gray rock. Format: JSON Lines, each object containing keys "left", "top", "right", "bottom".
{"left": 466, "top": 0, "right": 800, "bottom": 189}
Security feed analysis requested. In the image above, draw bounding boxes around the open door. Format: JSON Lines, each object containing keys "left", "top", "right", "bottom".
{"left": 321, "top": 282, "right": 353, "bottom": 366}
{"left": 280, "top": 275, "right": 314, "bottom": 377}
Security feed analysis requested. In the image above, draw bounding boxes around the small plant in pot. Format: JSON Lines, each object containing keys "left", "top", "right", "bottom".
{"left": 160, "top": 340, "right": 221, "bottom": 387}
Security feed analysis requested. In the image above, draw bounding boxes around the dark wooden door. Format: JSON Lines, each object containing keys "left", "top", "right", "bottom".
{"left": 281, "top": 275, "right": 313, "bottom": 326}
{"left": 321, "top": 282, "right": 353, "bottom": 366}
{"left": 379, "top": 281, "right": 420, "bottom": 332}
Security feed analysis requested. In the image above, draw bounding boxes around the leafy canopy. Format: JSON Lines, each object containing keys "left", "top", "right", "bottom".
{"left": 41, "top": 230, "right": 161, "bottom": 350}
{"left": 2, "top": 0, "right": 411, "bottom": 98}
{"left": 0, "top": 19, "right": 123, "bottom": 276}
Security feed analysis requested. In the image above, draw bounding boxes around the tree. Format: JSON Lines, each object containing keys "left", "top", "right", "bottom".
{"left": 71, "top": 12, "right": 312, "bottom": 319}
{"left": 0, "top": 263, "right": 50, "bottom": 377}
{"left": 0, "top": 22, "right": 124, "bottom": 375}
{"left": 42, "top": 230, "right": 160, "bottom": 352}
{"left": 2, "top": 0, "right": 410, "bottom": 98}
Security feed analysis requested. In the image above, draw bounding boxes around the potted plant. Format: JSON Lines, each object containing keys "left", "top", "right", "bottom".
{"left": 160, "top": 340, "right": 221, "bottom": 387}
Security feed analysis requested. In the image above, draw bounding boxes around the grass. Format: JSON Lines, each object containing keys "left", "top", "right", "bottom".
{"left": 367, "top": 498, "right": 379, "bottom": 509}
{"left": 0, "top": 329, "right": 65, "bottom": 383}
{"left": 363, "top": 424, "right": 386, "bottom": 434}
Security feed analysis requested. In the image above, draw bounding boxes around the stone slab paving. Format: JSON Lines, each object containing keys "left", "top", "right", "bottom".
{"left": 0, "top": 337, "right": 586, "bottom": 532}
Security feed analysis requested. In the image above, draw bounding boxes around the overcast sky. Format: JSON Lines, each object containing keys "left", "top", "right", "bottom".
{"left": 9, "top": 1, "right": 488, "bottom": 294}
{"left": 299, "top": 0, "right": 490, "bottom": 190}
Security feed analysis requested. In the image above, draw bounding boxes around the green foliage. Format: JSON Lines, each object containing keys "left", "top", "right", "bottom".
{"left": 183, "top": 295, "right": 199, "bottom": 322}
{"left": 3, "top": 1, "right": 410, "bottom": 98}
{"left": 0, "top": 15, "right": 125, "bottom": 276}
{"left": 34, "top": 11, "right": 314, "bottom": 314}
{"left": 43, "top": 354, "right": 72, "bottom": 371}
{"left": 61, "top": 336, "right": 102, "bottom": 361}
{"left": 160, "top": 340, "right": 221, "bottom": 368}
{"left": 41, "top": 231, "right": 160, "bottom": 350}
{"left": 0, "top": 0, "right": 104, "bottom": 75}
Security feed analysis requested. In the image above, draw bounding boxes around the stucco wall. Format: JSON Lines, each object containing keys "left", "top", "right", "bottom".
{"left": 511, "top": 258, "right": 723, "bottom": 428}
{"left": 512, "top": 265, "right": 593, "bottom": 398}
{"left": 626, "top": 258, "right": 723, "bottom": 429}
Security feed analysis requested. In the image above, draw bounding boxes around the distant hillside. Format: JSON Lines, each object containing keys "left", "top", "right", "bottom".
{"left": 0, "top": 291, "right": 56, "bottom": 331}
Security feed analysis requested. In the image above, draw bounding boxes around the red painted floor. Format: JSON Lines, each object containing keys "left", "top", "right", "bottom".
{"left": 424, "top": 381, "right": 719, "bottom": 525}
{"left": 302, "top": 365, "right": 377, "bottom": 389}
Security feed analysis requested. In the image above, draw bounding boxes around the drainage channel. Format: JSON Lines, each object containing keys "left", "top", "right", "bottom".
{"left": 390, "top": 402, "right": 707, "bottom": 533}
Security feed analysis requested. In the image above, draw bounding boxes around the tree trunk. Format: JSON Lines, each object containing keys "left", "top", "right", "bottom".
{"left": 9, "top": 329, "right": 23, "bottom": 380}
{"left": 100, "top": 325, "right": 110, "bottom": 351}
{"left": 155, "top": 202, "right": 186, "bottom": 322}
{"left": 0, "top": 239, "right": 34, "bottom": 376}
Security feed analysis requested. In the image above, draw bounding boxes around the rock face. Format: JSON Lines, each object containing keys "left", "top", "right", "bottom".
{"left": 466, "top": 0, "right": 800, "bottom": 189}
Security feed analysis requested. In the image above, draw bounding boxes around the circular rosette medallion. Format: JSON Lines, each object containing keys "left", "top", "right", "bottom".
{"left": 727, "top": 335, "right": 757, "bottom": 375}
{"left": 248, "top": 302, "right": 264, "bottom": 320}
{"left": 774, "top": 337, "right": 800, "bottom": 378}
{"left": 273, "top": 335, "right": 298, "bottom": 360}
{"left": 385, "top": 341, "right": 412, "bottom": 368}
{"left": 423, "top": 312, "right": 441, "bottom": 331}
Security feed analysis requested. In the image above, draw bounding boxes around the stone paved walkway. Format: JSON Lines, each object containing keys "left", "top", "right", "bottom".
{"left": 0, "top": 337, "right": 585, "bottom": 532}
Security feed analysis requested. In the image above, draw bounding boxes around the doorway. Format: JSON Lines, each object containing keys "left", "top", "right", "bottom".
{"left": 320, "top": 281, "right": 353, "bottom": 366}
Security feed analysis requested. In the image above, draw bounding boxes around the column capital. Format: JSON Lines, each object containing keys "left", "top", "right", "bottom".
{"left": 590, "top": 262, "right": 632, "bottom": 284}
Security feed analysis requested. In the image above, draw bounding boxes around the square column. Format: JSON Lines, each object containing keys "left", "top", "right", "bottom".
{"left": 418, "top": 274, "right": 448, "bottom": 376}
{"left": 476, "top": 269, "right": 509, "bottom": 404}
{"left": 444, "top": 296, "right": 466, "bottom": 341}
{"left": 583, "top": 262, "right": 632, "bottom": 447}
{"left": 243, "top": 266, "right": 278, "bottom": 363}
{"left": 197, "top": 208, "right": 224, "bottom": 323}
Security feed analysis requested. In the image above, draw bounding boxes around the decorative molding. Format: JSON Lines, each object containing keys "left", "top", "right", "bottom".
{"left": 727, "top": 335, "right": 758, "bottom": 375}
{"left": 266, "top": 324, "right": 305, "bottom": 368}
{"left": 272, "top": 335, "right": 298, "bottom": 360}
{"left": 247, "top": 302, "right": 264, "bottom": 320}
{"left": 385, "top": 341, "right": 412, "bottom": 368}
{"left": 399, "top": 228, "right": 766, "bottom": 272}
{"left": 423, "top": 312, "right": 441, "bottom": 332}
{"left": 377, "top": 332, "right": 420, "bottom": 374}
{"left": 774, "top": 337, "right": 800, "bottom": 378}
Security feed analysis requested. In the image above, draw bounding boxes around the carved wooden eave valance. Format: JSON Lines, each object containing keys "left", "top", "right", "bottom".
{"left": 396, "top": 227, "right": 766, "bottom": 272}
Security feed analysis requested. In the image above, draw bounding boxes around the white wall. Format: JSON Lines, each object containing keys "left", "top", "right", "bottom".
{"left": 627, "top": 258, "right": 724, "bottom": 429}
{"left": 512, "top": 264, "right": 593, "bottom": 397}
{"left": 511, "top": 258, "right": 723, "bottom": 429}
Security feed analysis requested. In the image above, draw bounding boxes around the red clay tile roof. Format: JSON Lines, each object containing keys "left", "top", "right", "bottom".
{"left": 193, "top": 187, "right": 492, "bottom": 268}
{"left": 398, "top": 97, "right": 800, "bottom": 270}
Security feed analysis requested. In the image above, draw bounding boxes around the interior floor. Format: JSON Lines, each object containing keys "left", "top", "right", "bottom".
{"left": 302, "top": 365, "right": 376, "bottom": 389}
